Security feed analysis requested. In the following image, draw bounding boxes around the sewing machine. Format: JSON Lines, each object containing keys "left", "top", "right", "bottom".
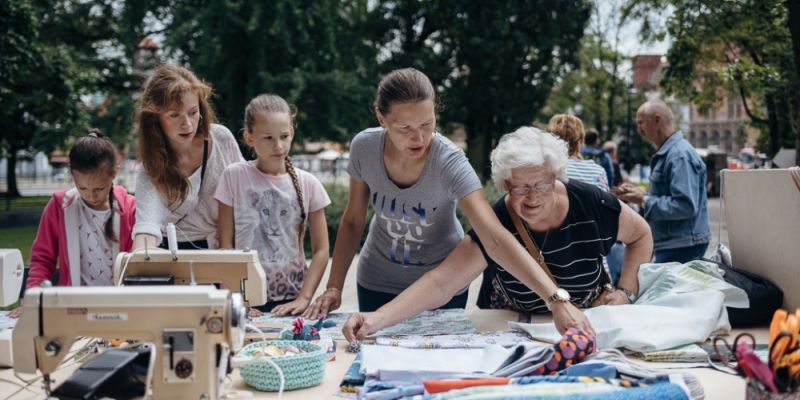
{"left": 114, "top": 248, "right": 267, "bottom": 307}
{"left": 13, "top": 285, "right": 246, "bottom": 399}
{"left": 0, "top": 249, "right": 24, "bottom": 367}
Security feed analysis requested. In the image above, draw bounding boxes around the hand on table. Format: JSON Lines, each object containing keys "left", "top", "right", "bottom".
{"left": 590, "top": 289, "right": 630, "bottom": 307}
{"left": 342, "top": 312, "right": 387, "bottom": 342}
{"left": 551, "top": 302, "right": 595, "bottom": 338}
{"left": 303, "top": 288, "right": 342, "bottom": 319}
{"left": 271, "top": 297, "right": 311, "bottom": 316}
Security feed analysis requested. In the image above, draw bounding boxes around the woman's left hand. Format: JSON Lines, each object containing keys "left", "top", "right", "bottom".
{"left": 272, "top": 297, "right": 311, "bottom": 316}
{"left": 590, "top": 289, "right": 630, "bottom": 307}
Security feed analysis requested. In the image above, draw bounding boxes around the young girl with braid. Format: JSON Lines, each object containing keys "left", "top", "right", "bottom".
{"left": 27, "top": 130, "right": 137, "bottom": 288}
{"left": 215, "top": 94, "right": 331, "bottom": 315}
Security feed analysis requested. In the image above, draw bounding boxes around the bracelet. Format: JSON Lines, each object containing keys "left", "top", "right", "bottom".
{"left": 325, "top": 287, "right": 342, "bottom": 294}
{"left": 618, "top": 287, "right": 637, "bottom": 303}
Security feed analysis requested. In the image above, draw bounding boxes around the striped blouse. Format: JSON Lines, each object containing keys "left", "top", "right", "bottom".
{"left": 567, "top": 159, "right": 609, "bottom": 191}
{"left": 469, "top": 180, "right": 621, "bottom": 313}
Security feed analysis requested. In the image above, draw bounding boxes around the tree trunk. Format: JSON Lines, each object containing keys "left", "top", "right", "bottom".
{"left": 787, "top": 0, "right": 800, "bottom": 165}
{"left": 465, "top": 111, "right": 493, "bottom": 182}
{"left": 5, "top": 147, "right": 21, "bottom": 199}
{"left": 765, "top": 94, "right": 781, "bottom": 157}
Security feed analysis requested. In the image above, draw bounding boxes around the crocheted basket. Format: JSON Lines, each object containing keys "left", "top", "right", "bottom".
{"left": 237, "top": 340, "right": 327, "bottom": 391}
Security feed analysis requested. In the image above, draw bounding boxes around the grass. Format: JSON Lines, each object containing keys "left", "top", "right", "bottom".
{"left": 0, "top": 226, "right": 37, "bottom": 263}
{"left": 0, "top": 195, "right": 50, "bottom": 211}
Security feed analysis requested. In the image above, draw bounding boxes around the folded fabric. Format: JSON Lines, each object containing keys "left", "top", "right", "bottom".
{"left": 423, "top": 378, "right": 511, "bottom": 394}
{"left": 361, "top": 341, "right": 556, "bottom": 379}
{"left": 628, "top": 343, "right": 709, "bottom": 363}
{"left": 340, "top": 353, "right": 366, "bottom": 393}
{"left": 360, "top": 344, "right": 513, "bottom": 376}
{"left": 374, "top": 331, "right": 530, "bottom": 349}
{"left": 582, "top": 349, "right": 704, "bottom": 400}
{"left": 509, "top": 261, "right": 748, "bottom": 352}
{"left": 560, "top": 363, "right": 618, "bottom": 379}
{"left": 492, "top": 343, "right": 555, "bottom": 377}
{"left": 412, "top": 381, "right": 622, "bottom": 399}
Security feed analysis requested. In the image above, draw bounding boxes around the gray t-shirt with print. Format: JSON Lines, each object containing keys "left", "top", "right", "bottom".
{"left": 349, "top": 127, "right": 482, "bottom": 294}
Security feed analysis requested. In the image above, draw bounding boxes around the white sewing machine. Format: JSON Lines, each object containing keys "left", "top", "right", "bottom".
{"left": 0, "top": 249, "right": 25, "bottom": 367}
{"left": 114, "top": 248, "right": 267, "bottom": 307}
{"left": 13, "top": 285, "right": 246, "bottom": 399}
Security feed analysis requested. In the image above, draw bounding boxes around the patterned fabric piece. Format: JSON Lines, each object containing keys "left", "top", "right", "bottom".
{"left": 77, "top": 199, "right": 114, "bottom": 286}
{"left": 538, "top": 328, "right": 595, "bottom": 375}
{"left": 252, "top": 309, "right": 477, "bottom": 340}
{"left": 375, "top": 331, "right": 530, "bottom": 349}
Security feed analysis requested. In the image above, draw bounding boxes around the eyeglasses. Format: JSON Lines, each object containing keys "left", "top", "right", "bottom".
{"left": 507, "top": 182, "right": 555, "bottom": 196}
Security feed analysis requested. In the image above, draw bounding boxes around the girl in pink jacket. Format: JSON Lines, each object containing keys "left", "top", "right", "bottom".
{"left": 26, "top": 131, "right": 136, "bottom": 288}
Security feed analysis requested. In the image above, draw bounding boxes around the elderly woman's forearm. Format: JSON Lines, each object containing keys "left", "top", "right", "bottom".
{"left": 618, "top": 236, "right": 651, "bottom": 293}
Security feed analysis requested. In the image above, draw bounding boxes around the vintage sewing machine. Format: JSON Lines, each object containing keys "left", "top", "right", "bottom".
{"left": 0, "top": 249, "right": 25, "bottom": 367}
{"left": 114, "top": 248, "right": 267, "bottom": 307}
{"left": 13, "top": 285, "right": 246, "bottom": 399}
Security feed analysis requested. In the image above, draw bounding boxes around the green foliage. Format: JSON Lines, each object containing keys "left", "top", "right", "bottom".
{"left": 1, "top": 0, "right": 136, "bottom": 196}
{"left": 123, "top": 0, "right": 380, "bottom": 144}
{"left": 624, "top": 0, "right": 799, "bottom": 158}
{"left": 118, "top": 0, "right": 593, "bottom": 179}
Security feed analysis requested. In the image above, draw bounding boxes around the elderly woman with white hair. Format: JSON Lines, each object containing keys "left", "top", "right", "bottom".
{"left": 343, "top": 127, "right": 653, "bottom": 340}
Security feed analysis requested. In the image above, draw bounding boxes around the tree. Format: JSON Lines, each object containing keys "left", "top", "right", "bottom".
{"left": 375, "top": 0, "right": 592, "bottom": 179}
{"left": 624, "top": 0, "right": 800, "bottom": 161}
{"left": 1, "top": 0, "right": 97, "bottom": 197}
{"left": 123, "top": 0, "right": 381, "bottom": 146}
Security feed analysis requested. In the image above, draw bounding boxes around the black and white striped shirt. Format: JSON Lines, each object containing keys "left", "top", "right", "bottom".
{"left": 469, "top": 180, "right": 621, "bottom": 313}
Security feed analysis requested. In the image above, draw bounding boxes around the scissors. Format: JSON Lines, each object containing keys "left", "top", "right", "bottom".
{"left": 713, "top": 333, "right": 757, "bottom": 370}
{"left": 773, "top": 350, "right": 800, "bottom": 392}
{"left": 769, "top": 309, "right": 799, "bottom": 367}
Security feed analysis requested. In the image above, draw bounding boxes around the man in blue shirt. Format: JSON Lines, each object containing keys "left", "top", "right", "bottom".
{"left": 581, "top": 130, "right": 615, "bottom": 186}
{"left": 618, "top": 100, "right": 711, "bottom": 263}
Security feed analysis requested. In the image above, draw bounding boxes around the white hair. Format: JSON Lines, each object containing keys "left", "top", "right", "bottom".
{"left": 491, "top": 126, "right": 570, "bottom": 193}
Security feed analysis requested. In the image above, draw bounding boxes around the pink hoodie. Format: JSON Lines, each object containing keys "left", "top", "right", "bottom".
{"left": 27, "top": 186, "right": 136, "bottom": 288}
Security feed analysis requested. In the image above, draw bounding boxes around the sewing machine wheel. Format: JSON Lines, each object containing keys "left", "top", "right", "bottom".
{"left": 229, "top": 293, "right": 246, "bottom": 351}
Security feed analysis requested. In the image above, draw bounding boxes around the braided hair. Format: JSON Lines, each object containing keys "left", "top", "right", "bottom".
{"left": 69, "top": 129, "right": 120, "bottom": 242}
{"left": 244, "top": 94, "right": 306, "bottom": 249}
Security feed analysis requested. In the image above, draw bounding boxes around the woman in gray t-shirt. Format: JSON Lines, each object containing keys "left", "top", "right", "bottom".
{"left": 304, "top": 69, "right": 593, "bottom": 337}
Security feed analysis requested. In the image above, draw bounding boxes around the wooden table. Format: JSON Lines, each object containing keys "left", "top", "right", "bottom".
{"left": 0, "top": 309, "right": 766, "bottom": 399}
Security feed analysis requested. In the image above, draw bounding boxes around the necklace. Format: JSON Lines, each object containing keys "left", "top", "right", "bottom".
{"left": 529, "top": 191, "right": 561, "bottom": 265}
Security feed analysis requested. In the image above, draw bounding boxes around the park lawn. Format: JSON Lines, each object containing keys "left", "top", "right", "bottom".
{"left": 1, "top": 195, "right": 50, "bottom": 211}
{"left": 0, "top": 225, "right": 37, "bottom": 263}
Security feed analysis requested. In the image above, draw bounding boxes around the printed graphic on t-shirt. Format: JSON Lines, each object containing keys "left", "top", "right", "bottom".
{"left": 247, "top": 187, "right": 304, "bottom": 300}
{"left": 372, "top": 192, "right": 433, "bottom": 267}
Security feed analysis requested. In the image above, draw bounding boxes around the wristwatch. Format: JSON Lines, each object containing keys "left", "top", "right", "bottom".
{"left": 618, "top": 287, "right": 637, "bottom": 303}
{"left": 545, "top": 288, "right": 571, "bottom": 310}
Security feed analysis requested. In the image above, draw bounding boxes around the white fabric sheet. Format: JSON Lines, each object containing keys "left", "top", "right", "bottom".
{"left": 511, "top": 261, "right": 748, "bottom": 352}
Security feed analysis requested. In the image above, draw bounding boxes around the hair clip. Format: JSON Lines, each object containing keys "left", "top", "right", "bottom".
{"left": 87, "top": 129, "right": 110, "bottom": 140}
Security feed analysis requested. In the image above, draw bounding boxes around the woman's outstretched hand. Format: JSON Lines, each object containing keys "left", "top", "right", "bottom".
{"left": 551, "top": 302, "right": 595, "bottom": 337}
{"left": 303, "top": 288, "right": 342, "bottom": 319}
{"left": 342, "top": 312, "right": 387, "bottom": 342}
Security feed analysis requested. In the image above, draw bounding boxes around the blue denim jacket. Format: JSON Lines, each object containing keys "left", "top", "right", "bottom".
{"left": 644, "top": 131, "right": 711, "bottom": 250}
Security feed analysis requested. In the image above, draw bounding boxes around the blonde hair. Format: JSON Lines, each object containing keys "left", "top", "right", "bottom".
{"left": 135, "top": 64, "right": 216, "bottom": 209}
{"left": 547, "top": 114, "right": 585, "bottom": 157}
{"left": 491, "top": 127, "right": 570, "bottom": 193}
{"left": 244, "top": 94, "right": 306, "bottom": 248}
